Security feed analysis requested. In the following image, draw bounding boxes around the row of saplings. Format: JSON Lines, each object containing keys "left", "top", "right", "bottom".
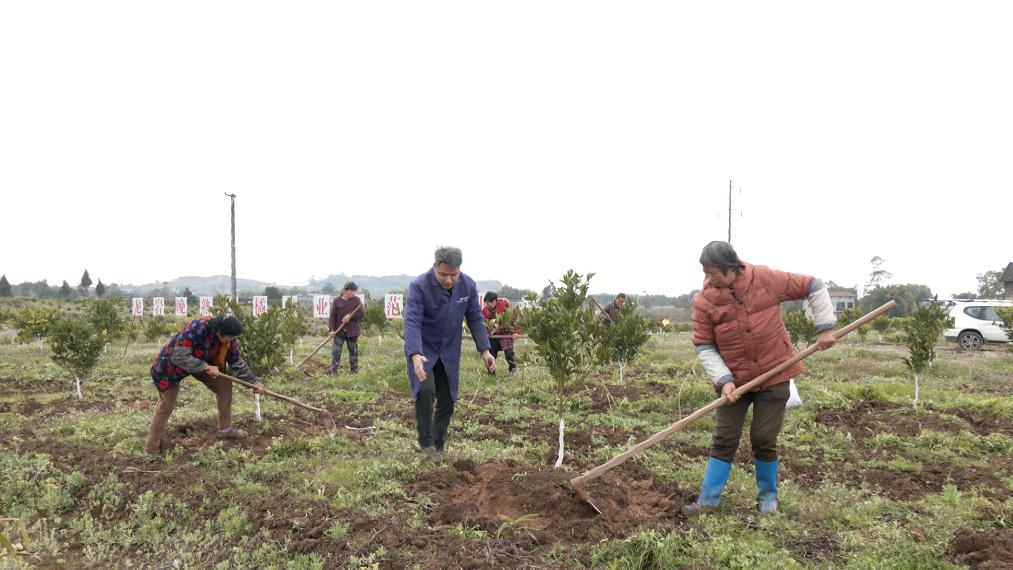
{"left": 0, "top": 277, "right": 965, "bottom": 458}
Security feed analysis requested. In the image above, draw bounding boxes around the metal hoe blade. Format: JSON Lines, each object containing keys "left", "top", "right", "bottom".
{"left": 570, "top": 478, "right": 602, "bottom": 515}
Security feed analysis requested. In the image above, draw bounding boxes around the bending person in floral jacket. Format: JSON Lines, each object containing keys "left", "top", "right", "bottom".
{"left": 145, "top": 315, "right": 265, "bottom": 454}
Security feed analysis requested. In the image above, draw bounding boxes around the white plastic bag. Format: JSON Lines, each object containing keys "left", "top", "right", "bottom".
{"left": 786, "top": 379, "right": 803, "bottom": 409}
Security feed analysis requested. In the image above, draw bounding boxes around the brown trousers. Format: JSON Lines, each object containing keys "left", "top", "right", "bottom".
{"left": 711, "top": 381, "right": 789, "bottom": 463}
{"left": 144, "top": 372, "right": 234, "bottom": 453}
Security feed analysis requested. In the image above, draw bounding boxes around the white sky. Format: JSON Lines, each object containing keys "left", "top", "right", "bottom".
{"left": 2, "top": 1, "right": 1010, "bottom": 298}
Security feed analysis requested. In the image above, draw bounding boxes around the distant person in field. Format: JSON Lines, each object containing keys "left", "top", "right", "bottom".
{"left": 482, "top": 291, "right": 518, "bottom": 374}
{"left": 685, "top": 240, "right": 836, "bottom": 514}
{"left": 329, "top": 281, "right": 365, "bottom": 375}
{"left": 145, "top": 315, "right": 266, "bottom": 454}
{"left": 404, "top": 246, "right": 496, "bottom": 462}
{"left": 601, "top": 292, "right": 627, "bottom": 325}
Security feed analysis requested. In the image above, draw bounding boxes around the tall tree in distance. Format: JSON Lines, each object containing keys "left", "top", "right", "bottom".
{"left": 94, "top": 279, "right": 106, "bottom": 298}
{"left": 0, "top": 275, "right": 11, "bottom": 297}
{"left": 865, "top": 256, "right": 892, "bottom": 294}
{"left": 60, "top": 280, "right": 74, "bottom": 299}
{"left": 79, "top": 269, "right": 93, "bottom": 296}
{"left": 976, "top": 270, "right": 1003, "bottom": 299}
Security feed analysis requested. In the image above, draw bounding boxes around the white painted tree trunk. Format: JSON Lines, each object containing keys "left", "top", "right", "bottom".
{"left": 913, "top": 373, "right": 920, "bottom": 407}
{"left": 378, "top": 334, "right": 383, "bottom": 347}
{"left": 554, "top": 417, "right": 565, "bottom": 469}
{"left": 619, "top": 362, "right": 626, "bottom": 385}
{"left": 254, "top": 393, "right": 262, "bottom": 421}
{"left": 289, "top": 348, "right": 294, "bottom": 364}
{"left": 75, "top": 376, "right": 82, "bottom": 400}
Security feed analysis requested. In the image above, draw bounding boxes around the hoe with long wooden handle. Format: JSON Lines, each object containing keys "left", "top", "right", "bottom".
{"left": 220, "top": 372, "right": 338, "bottom": 436}
{"left": 297, "top": 301, "right": 364, "bottom": 370}
{"left": 570, "top": 300, "right": 896, "bottom": 514}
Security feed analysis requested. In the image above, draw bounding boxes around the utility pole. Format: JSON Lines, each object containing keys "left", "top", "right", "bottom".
{"left": 225, "top": 193, "right": 237, "bottom": 302}
{"left": 727, "top": 180, "right": 732, "bottom": 243}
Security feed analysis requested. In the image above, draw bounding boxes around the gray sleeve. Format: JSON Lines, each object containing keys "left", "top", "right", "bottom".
{"left": 695, "top": 344, "right": 734, "bottom": 385}
{"left": 807, "top": 282, "right": 837, "bottom": 332}
{"left": 170, "top": 347, "right": 208, "bottom": 374}
{"left": 228, "top": 356, "right": 258, "bottom": 384}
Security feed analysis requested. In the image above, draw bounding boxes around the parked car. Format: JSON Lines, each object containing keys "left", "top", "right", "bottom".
{"left": 943, "top": 300, "right": 1012, "bottom": 350}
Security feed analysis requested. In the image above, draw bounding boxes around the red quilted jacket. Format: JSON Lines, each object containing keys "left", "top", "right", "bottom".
{"left": 692, "top": 262, "right": 813, "bottom": 391}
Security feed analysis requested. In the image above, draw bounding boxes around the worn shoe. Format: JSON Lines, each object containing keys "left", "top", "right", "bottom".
{"left": 420, "top": 446, "right": 444, "bottom": 462}
{"left": 216, "top": 427, "right": 249, "bottom": 440}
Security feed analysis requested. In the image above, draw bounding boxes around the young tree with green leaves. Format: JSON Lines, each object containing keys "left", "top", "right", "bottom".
{"left": 84, "top": 298, "right": 126, "bottom": 352}
{"left": 604, "top": 302, "right": 651, "bottom": 384}
{"left": 997, "top": 307, "right": 1013, "bottom": 346}
{"left": 11, "top": 305, "right": 57, "bottom": 343}
{"left": 836, "top": 307, "right": 870, "bottom": 342}
{"left": 47, "top": 315, "right": 106, "bottom": 399}
{"left": 783, "top": 310, "right": 817, "bottom": 348}
{"left": 521, "top": 270, "right": 610, "bottom": 468}
{"left": 278, "top": 301, "right": 309, "bottom": 363}
{"left": 870, "top": 314, "right": 893, "bottom": 343}
{"left": 900, "top": 301, "right": 953, "bottom": 407}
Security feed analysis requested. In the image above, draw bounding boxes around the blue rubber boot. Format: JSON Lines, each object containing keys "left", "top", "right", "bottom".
{"left": 683, "top": 457, "right": 732, "bottom": 514}
{"left": 755, "top": 458, "right": 779, "bottom": 513}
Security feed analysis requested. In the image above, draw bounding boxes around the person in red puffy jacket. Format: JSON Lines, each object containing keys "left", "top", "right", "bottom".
{"left": 685, "top": 241, "right": 836, "bottom": 514}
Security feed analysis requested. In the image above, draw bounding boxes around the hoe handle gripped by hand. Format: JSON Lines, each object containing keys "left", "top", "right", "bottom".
{"left": 570, "top": 300, "right": 897, "bottom": 491}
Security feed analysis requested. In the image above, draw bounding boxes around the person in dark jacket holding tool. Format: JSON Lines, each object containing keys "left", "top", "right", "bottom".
{"left": 685, "top": 241, "right": 836, "bottom": 513}
{"left": 145, "top": 314, "right": 265, "bottom": 454}
{"left": 329, "top": 281, "right": 365, "bottom": 374}
{"left": 601, "top": 293, "right": 626, "bottom": 325}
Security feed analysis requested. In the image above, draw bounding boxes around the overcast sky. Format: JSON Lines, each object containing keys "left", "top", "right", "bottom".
{"left": 2, "top": 2, "right": 1010, "bottom": 298}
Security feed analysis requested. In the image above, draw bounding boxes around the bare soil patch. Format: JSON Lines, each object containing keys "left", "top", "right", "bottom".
{"left": 950, "top": 528, "right": 1013, "bottom": 569}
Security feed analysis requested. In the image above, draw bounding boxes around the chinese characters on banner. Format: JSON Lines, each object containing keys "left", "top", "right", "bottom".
{"left": 175, "top": 298, "right": 187, "bottom": 317}
{"left": 152, "top": 297, "right": 165, "bottom": 316}
{"left": 313, "top": 295, "right": 332, "bottom": 318}
{"left": 384, "top": 294, "right": 404, "bottom": 319}
{"left": 253, "top": 296, "right": 268, "bottom": 316}
{"left": 131, "top": 298, "right": 144, "bottom": 317}
{"left": 199, "top": 296, "right": 213, "bottom": 316}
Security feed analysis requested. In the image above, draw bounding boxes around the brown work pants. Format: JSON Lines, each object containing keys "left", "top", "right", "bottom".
{"left": 144, "top": 372, "right": 234, "bottom": 453}
{"left": 710, "top": 381, "right": 789, "bottom": 463}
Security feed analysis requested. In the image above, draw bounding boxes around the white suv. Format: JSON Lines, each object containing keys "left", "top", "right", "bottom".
{"left": 943, "top": 300, "right": 1012, "bottom": 350}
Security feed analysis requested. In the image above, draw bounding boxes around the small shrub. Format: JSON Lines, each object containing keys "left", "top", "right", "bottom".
{"left": 46, "top": 315, "right": 106, "bottom": 399}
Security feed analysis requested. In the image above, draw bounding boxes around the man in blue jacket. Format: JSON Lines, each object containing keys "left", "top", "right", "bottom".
{"left": 405, "top": 246, "right": 496, "bottom": 461}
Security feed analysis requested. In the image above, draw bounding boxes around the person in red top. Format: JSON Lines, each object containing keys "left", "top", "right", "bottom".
{"left": 329, "top": 281, "right": 365, "bottom": 374}
{"left": 482, "top": 292, "right": 518, "bottom": 374}
{"left": 685, "top": 241, "right": 837, "bottom": 514}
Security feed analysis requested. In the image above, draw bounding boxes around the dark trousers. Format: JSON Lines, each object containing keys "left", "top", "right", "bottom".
{"left": 711, "top": 381, "right": 789, "bottom": 463}
{"left": 415, "top": 360, "right": 454, "bottom": 451}
{"left": 490, "top": 338, "right": 517, "bottom": 371}
{"left": 330, "top": 334, "right": 359, "bottom": 372}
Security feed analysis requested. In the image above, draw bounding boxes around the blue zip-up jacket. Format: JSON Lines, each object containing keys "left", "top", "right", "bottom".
{"left": 404, "top": 267, "right": 491, "bottom": 401}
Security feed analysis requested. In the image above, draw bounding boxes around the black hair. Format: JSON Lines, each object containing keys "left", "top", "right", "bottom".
{"left": 699, "top": 241, "right": 740, "bottom": 271}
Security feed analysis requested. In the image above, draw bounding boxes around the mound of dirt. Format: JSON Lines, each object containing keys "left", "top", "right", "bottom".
{"left": 411, "top": 459, "right": 687, "bottom": 546}
{"left": 950, "top": 528, "right": 1013, "bottom": 569}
